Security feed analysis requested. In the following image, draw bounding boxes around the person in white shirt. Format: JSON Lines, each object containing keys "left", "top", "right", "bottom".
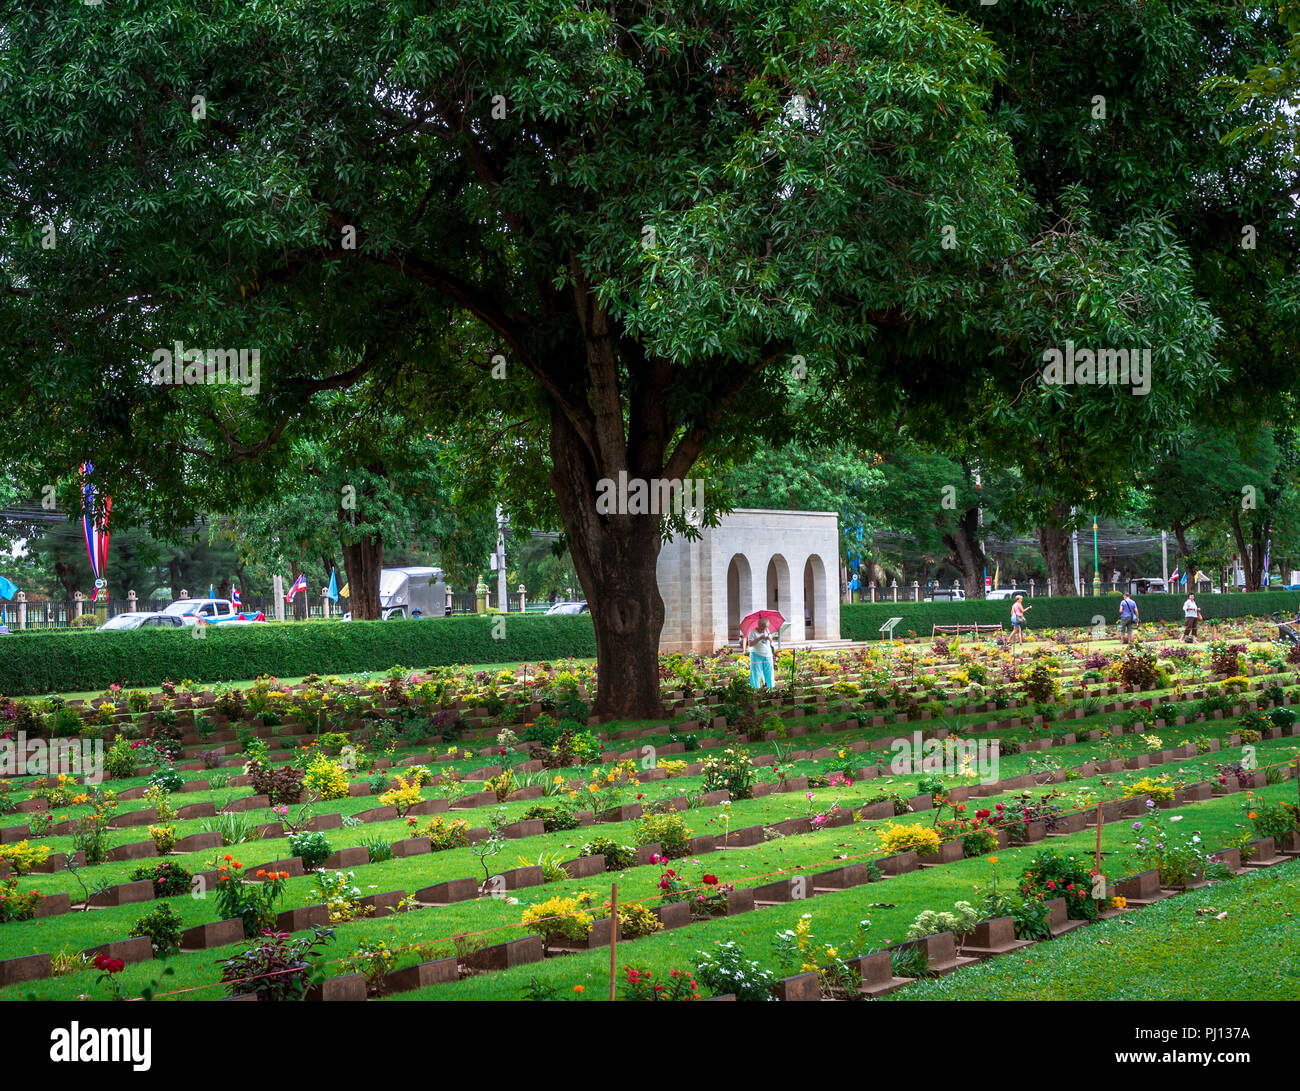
{"left": 1182, "top": 593, "right": 1201, "bottom": 641}
{"left": 745, "top": 618, "right": 775, "bottom": 690}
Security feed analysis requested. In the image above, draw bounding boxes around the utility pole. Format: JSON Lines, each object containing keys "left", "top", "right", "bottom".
{"left": 1160, "top": 530, "right": 1168, "bottom": 584}
{"left": 1071, "top": 506, "right": 1081, "bottom": 596}
{"left": 495, "top": 505, "right": 508, "bottom": 612}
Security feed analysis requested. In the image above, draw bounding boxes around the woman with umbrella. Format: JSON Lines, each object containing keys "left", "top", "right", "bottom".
{"left": 741, "top": 611, "right": 781, "bottom": 690}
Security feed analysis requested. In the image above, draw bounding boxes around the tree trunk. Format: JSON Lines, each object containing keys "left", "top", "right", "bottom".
{"left": 168, "top": 558, "right": 183, "bottom": 600}
{"left": 548, "top": 410, "right": 665, "bottom": 722}
{"left": 342, "top": 535, "right": 384, "bottom": 619}
{"left": 940, "top": 505, "right": 986, "bottom": 597}
{"left": 1229, "top": 508, "right": 1257, "bottom": 592}
{"left": 1036, "top": 503, "right": 1074, "bottom": 594}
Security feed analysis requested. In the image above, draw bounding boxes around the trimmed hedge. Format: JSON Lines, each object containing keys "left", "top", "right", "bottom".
{"left": 840, "top": 591, "right": 1300, "bottom": 640}
{"left": 6, "top": 590, "right": 1298, "bottom": 696}
{"left": 0, "top": 615, "right": 597, "bottom": 696}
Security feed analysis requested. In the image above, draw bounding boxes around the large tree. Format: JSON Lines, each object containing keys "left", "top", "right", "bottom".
{"left": 0, "top": 1, "right": 1235, "bottom": 716}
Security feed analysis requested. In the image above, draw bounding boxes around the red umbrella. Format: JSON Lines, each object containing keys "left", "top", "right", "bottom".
{"left": 739, "top": 610, "right": 785, "bottom": 638}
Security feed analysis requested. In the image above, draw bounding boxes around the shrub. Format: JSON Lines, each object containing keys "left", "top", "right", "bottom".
{"left": 1122, "top": 776, "right": 1175, "bottom": 803}
{"left": 0, "top": 616, "right": 599, "bottom": 697}
{"left": 877, "top": 822, "right": 941, "bottom": 856}
{"left": 1269, "top": 706, "right": 1297, "bottom": 729}
{"left": 581, "top": 837, "right": 637, "bottom": 871}
{"left": 287, "top": 831, "right": 332, "bottom": 870}
{"left": 694, "top": 941, "right": 777, "bottom": 1001}
{"left": 700, "top": 748, "right": 756, "bottom": 800}
{"left": 421, "top": 816, "right": 471, "bottom": 852}
{"left": 315, "top": 732, "right": 350, "bottom": 755}
{"left": 521, "top": 895, "right": 594, "bottom": 953}
{"left": 632, "top": 812, "right": 692, "bottom": 858}
{"left": 363, "top": 835, "right": 393, "bottom": 863}
{"left": 129, "top": 903, "right": 184, "bottom": 957}
{"left": 303, "top": 755, "right": 350, "bottom": 800}
{"left": 104, "top": 737, "right": 137, "bottom": 780}
{"left": 0, "top": 840, "right": 50, "bottom": 875}
{"left": 905, "top": 901, "right": 980, "bottom": 941}
{"left": 148, "top": 764, "right": 185, "bottom": 793}
{"left": 216, "top": 859, "right": 291, "bottom": 937}
{"left": 311, "top": 869, "right": 370, "bottom": 924}
{"left": 148, "top": 825, "right": 176, "bottom": 854}
{"left": 247, "top": 760, "right": 306, "bottom": 806}
{"left": 485, "top": 768, "right": 516, "bottom": 803}
{"left": 131, "top": 860, "right": 192, "bottom": 898}
{"left": 610, "top": 900, "right": 663, "bottom": 940}
{"left": 0, "top": 878, "right": 44, "bottom": 922}
{"left": 378, "top": 776, "right": 424, "bottom": 817}
{"left": 1117, "top": 652, "right": 1159, "bottom": 690}
{"left": 521, "top": 803, "right": 580, "bottom": 832}
{"left": 961, "top": 828, "right": 1000, "bottom": 858}
{"left": 221, "top": 927, "right": 334, "bottom": 1001}
{"left": 201, "top": 811, "right": 259, "bottom": 846}
{"left": 1018, "top": 849, "right": 1099, "bottom": 921}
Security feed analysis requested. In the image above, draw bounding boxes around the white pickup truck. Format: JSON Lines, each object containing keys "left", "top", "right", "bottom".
{"left": 161, "top": 599, "right": 266, "bottom": 626}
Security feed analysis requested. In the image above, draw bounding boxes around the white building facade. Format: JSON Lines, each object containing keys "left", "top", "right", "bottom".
{"left": 656, "top": 508, "right": 841, "bottom": 653}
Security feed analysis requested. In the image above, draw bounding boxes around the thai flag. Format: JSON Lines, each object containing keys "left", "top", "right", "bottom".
{"left": 285, "top": 573, "right": 307, "bottom": 602}
{"left": 1169, "top": 567, "right": 1181, "bottom": 585}
{"left": 231, "top": 585, "right": 241, "bottom": 606}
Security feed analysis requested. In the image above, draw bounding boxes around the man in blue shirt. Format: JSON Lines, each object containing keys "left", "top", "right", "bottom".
{"left": 1118, "top": 591, "right": 1139, "bottom": 645}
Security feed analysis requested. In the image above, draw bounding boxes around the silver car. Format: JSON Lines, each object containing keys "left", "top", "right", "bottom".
{"left": 98, "top": 612, "right": 186, "bottom": 630}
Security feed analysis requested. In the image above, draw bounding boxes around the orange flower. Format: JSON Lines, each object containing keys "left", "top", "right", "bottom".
{"left": 988, "top": 856, "right": 999, "bottom": 865}
{"left": 1248, "top": 812, "right": 1257, "bottom": 819}
{"left": 223, "top": 853, "right": 232, "bottom": 862}
{"left": 256, "top": 869, "right": 267, "bottom": 878}
{"left": 573, "top": 985, "right": 584, "bottom": 993}
{"left": 278, "top": 871, "right": 290, "bottom": 881}
{"left": 232, "top": 861, "right": 242, "bottom": 869}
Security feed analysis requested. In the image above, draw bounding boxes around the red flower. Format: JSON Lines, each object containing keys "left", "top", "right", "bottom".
{"left": 1046, "top": 880, "right": 1057, "bottom": 890}
{"left": 92, "top": 954, "right": 125, "bottom": 973}
{"left": 702, "top": 874, "right": 719, "bottom": 885}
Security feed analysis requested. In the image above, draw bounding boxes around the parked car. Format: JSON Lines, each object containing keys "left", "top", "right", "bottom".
{"left": 545, "top": 601, "right": 589, "bottom": 615}
{"left": 985, "top": 588, "right": 1031, "bottom": 601}
{"left": 1130, "top": 577, "right": 1167, "bottom": 594}
{"left": 161, "top": 599, "right": 265, "bottom": 625}
{"left": 98, "top": 611, "right": 185, "bottom": 630}
{"left": 925, "top": 588, "right": 966, "bottom": 602}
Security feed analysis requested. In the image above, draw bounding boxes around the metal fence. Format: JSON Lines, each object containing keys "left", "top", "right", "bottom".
{"left": 0, "top": 589, "right": 564, "bottom": 628}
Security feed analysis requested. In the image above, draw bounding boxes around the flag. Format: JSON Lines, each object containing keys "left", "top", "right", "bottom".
{"left": 326, "top": 568, "right": 338, "bottom": 603}
{"left": 209, "top": 584, "right": 215, "bottom": 599}
{"left": 0, "top": 576, "right": 16, "bottom": 601}
{"left": 231, "top": 585, "right": 241, "bottom": 606}
{"left": 993, "top": 562, "right": 1000, "bottom": 590}
{"left": 285, "top": 573, "right": 307, "bottom": 602}
{"left": 1169, "top": 566, "right": 1181, "bottom": 585}
{"left": 80, "top": 462, "right": 111, "bottom": 601}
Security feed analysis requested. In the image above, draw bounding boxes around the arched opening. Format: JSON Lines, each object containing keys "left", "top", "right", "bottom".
{"left": 726, "top": 554, "right": 753, "bottom": 640}
{"left": 766, "top": 554, "right": 791, "bottom": 624}
{"left": 803, "top": 555, "right": 827, "bottom": 639}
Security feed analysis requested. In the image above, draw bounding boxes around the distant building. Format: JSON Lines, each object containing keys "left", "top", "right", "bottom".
{"left": 656, "top": 508, "right": 840, "bottom": 653}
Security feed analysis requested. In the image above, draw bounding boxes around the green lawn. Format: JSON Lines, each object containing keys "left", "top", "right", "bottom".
{"left": 891, "top": 858, "right": 1300, "bottom": 1001}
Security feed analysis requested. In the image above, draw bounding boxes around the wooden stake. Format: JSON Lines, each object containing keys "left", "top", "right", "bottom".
{"left": 608, "top": 882, "right": 618, "bottom": 1002}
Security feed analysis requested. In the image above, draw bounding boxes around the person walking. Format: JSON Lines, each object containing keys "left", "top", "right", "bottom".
{"left": 1010, "top": 594, "right": 1031, "bottom": 647}
{"left": 1181, "top": 592, "right": 1201, "bottom": 642}
{"left": 1118, "top": 591, "right": 1139, "bottom": 645}
{"left": 745, "top": 617, "right": 775, "bottom": 690}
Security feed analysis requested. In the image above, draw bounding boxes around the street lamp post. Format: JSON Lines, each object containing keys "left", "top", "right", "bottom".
{"left": 1091, "top": 515, "right": 1101, "bottom": 597}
